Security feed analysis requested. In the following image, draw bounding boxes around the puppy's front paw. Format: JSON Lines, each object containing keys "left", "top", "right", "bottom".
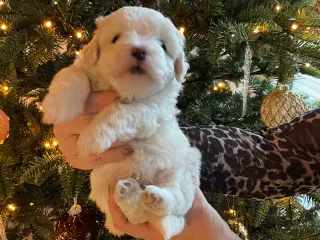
{"left": 42, "top": 67, "right": 90, "bottom": 124}
{"left": 42, "top": 92, "right": 85, "bottom": 124}
{"left": 77, "top": 126, "right": 115, "bottom": 156}
{"left": 140, "top": 185, "right": 170, "bottom": 216}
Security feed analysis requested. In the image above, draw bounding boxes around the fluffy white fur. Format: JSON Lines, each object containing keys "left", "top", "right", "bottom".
{"left": 42, "top": 7, "right": 201, "bottom": 239}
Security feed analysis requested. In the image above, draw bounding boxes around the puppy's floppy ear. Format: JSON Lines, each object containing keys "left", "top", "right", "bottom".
{"left": 95, "top": 16, "right": 107, "bottom": 28}
{"left": 174, "top": 50, "right": 189, "bottom": 83}
{"left": 80, "top": 36, "right": 100, "bottom": 65}
{"left": 79, "top": 16, "right": 107, "bottom": 65}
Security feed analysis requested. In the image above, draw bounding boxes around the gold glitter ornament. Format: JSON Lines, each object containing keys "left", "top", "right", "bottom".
{"left": 260, "top": 87, "right": 307, "bottom": 128}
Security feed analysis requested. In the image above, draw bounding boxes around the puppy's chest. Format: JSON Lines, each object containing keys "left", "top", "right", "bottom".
{"left": 90, "top": 78, "right": 114, "bottom": 92}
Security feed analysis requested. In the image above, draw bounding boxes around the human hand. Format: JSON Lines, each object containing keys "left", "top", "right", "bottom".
{"left": 108, "top": 186, "right": 240, "bottom": 240}
{"left": 53, "top": 92, "right": 134, "bottom": 170}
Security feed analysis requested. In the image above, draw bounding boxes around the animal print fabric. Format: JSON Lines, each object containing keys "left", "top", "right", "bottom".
{"left": 181, "top": 108, "right": 320, "bottom": 200}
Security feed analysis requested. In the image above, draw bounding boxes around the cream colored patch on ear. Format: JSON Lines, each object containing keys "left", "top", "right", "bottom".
{"left": 80, "top": 37, "right": 99, "bottom": 65}
{"left": 95, "top": 16, "right": 107, "bottom": 29}
{"left": 174, "top": 52, "right": 189, "bottom": 83}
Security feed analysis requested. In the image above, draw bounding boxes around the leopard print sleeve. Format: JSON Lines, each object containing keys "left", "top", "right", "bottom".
{"left": 181, "top": 108, "right": 320, "bottom": 200}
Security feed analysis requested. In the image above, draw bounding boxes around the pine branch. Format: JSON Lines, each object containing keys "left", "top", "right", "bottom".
{"left": 20, "top": 154, "right": 65, "bottom": 186}
{"left": 184, "top": 69, "right": 266, "bottom": 84}
{"left": 59, "top": 164, "right": 89, "bottom": 201}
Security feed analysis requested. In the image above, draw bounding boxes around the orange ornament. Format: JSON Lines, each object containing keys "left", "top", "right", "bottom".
{"left": 0, "top": 109, "right": 9, "bottom": 144}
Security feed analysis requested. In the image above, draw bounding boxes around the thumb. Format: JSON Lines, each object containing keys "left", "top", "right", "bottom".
{"left": 66, "top": 146, "right": 133, "bottom": 170}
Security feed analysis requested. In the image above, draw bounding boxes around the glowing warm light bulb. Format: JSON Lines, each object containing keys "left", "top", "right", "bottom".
{"left": 213, "top": 86, "right": 218, "bottom": 91}
{"left": 306, "top": 27, "right": 311, "bottom": 30}
{"left": 53, "top": 140, "right": 58, "bottom": 147}
{"left": 54, "top": 1, "right": 58, "bottom": 4}
{"left": 253, "top": 27, "right": 260, "bottom": 34}
{"left": 44, "top": 21, "right": 52, "bottom": 28}
{"left": 179, "top": 27, "right": 185, "bottom": 35}
{"left": 1, "top": 84, "right": 9, "bottom": 95}
{"left": 44, "top": 142, "right": 51, "bottom": 148}
{"left": 275, "top": 3, "right": 281, "bottom": 11}
{"left": 0, "top": 1, "right": 4, "bottom": 6}
{"left": 30, "top": 202, "right": 34, "bottom": 206}
{"left": 75, "top": 51, "right": 81, "bottom": 56}
{"left": 217, "top": 82, "right": 225, "bottom": 88}
{"left": 1, "top": 23, "right": 7, "bottom": 30}
{"left": 229, "top": 209, "right": 236, "bottom": 214}
{"left": 305, "top": 63, "right": 311, "bottom": 67}
{"left": 76, "top": 31, "right": 83, "bottom": 39}
{"left": 291, "top": 23, "right": 298, "bottom": 31}
{"left": 7, "top": 203, "right": 17, "bottom": 211}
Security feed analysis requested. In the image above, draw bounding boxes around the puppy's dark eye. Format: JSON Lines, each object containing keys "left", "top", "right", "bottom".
{"left": 112, "top": 35, "right": 120, "bottom": 44}
{"left": 161, "top": 41, "right": 167, "bottom": 52}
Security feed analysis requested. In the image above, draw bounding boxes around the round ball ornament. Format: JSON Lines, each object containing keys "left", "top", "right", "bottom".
{"left": 55, "top": 204, "right": 105, "bottom": 240}
{"left": 260, "top": 87, "right": 307, "bottom": 128}
{"left": 0, "top": 109, "right": 9, "bottom": 144}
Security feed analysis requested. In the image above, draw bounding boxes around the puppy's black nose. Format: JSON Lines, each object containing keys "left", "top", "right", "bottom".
{"left": 132, "top": 47, "right": 146, "bottom": 61}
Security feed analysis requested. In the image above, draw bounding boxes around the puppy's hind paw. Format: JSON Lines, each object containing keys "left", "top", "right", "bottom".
{"left": 140, "top": 185, "right": 170, "bottom": 216}
{"left": 115, "top": 178, "right": 141, "bottom": 202}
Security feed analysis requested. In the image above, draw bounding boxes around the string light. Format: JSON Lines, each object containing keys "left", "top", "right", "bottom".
{"left": 217, "top": 82, "right": 225, "bottom": 88}
{"left": 1, "top": 84, "right": 9, "bottom": 95}
{"left": 54, "top": 1, "right": 58, "bottom": 4}
{"left": 1, "top": 23, "right": 7, "bottom": 30}
{"left": 306, "top": 27, "right": 311, "bottom": 30}
{"left": 44, "top": 20, "right": 53, "bottom": 28}
{"left": 0, "top": 1, "right": 4, "bottom": 6}
{"left": 53, "top": 140, "right": 59, "bottom": 147}
{"left": 253, "top": 27, "right": 260, "bottom": 34}
{"left": 305, "top": 63, "right": 311, "bottom": 67}
{"left": 213, "top": 86, "right": 218, "bottom": 91}
{"left": 76, "top": 31, "right": 83, "bottom": 39}
{"left": 7, "top": 203, "right": 17, "bottom": 212}
{"left": 30, "top": 202, "right": 34, "bottom": 206}
{"left": 179, "top": 27, "right": 185, "bottom": 35}
{"left": 291, "top": 23, "right": 299, "bottom": 31}
{"left": 75, "top": 51, "right": 81, "bottom": 56}
{"left": 228, "top": 209, "right": 236, "bottom": 215}
{"left": 37, "top": 103, "right": 43, "bottom": 112}
{"left": 275, "top": 3, "right": 281, "bottom": 11}
{"left": 45, "top": 139, "right": 59, "bottom": 149}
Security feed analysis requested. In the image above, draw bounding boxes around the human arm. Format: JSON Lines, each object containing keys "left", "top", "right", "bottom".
{"left": 182, "top": 108, "right": 320, "bottom": 200}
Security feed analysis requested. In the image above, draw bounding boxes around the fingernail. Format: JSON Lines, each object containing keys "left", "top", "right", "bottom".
{"left": 122, "top": 148, "right": 134, "bottom": 156}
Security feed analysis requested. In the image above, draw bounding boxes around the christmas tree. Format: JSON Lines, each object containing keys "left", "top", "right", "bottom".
{"left": 0, "top": 0, "right": 319, "bottom": 239}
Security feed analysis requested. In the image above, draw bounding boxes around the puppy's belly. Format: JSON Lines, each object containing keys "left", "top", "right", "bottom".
{"left": 89, "top": 127, "right": 199, "bottom": 215}
{"left": 89, "top": 159, "right": 133, "bottom": 212}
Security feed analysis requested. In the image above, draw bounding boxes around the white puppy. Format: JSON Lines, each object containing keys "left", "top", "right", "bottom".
{"left": 42, "top": 7, "right": 201, "bottom": 239}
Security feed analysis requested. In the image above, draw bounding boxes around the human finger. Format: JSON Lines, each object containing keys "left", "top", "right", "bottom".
{"left": 63, "top": 145, "right": 133, "bottom": 170}
{"left": 83, "top": 92, "right": 120, "bottom": 115}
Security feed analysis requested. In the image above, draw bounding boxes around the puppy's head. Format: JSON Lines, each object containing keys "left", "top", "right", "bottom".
{"left": 81, "top": 7, "right": 188, "bottom": 100}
